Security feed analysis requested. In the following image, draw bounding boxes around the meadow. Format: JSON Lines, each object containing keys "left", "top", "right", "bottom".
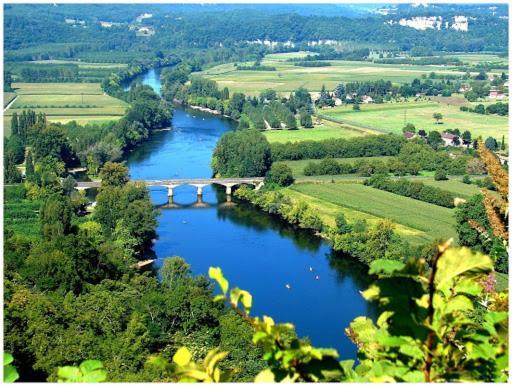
{"left": 288, "top": 182, "right": 458, "bottom": 245}
{"left": 4, "top": 92, "right": 16, "bottom": 108}
{"left": 199, "top": 53, "right": 478, "bottom": 95}
{"left": 4, "top": 82, "right": 128, "bottom": 134}
{"left": 263, "top": 118, "right": 376, "bottom": 143}
{"left": 321, "top": 100, "right": 508, "bottom": 140}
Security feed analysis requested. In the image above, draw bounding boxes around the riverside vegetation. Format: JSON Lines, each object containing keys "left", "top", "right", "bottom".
{"left": 3, "top": 3, "right": 509, "bottom": 383}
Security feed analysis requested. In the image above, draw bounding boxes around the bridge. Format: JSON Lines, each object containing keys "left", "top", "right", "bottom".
{"left": 76, "top": 177, "right": 264, "bottom": 200}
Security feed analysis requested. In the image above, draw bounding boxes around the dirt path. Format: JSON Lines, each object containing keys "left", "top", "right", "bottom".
{"left": 4, "top": 95, "right": 17, "bottom": 112}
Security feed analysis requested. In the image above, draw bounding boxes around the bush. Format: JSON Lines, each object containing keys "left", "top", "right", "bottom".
{"left": 434, "top": 169, "right": 448, "bottom": 181}
{"left": 462, "top": 174, "right": 471, "bottom": 184}
{"left": 265, "top": 163, "right": 294, "bottom": 187}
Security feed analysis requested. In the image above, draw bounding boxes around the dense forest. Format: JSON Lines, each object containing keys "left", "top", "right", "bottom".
{"left": 4, "top": 3, "right": 509, "bottom": 65}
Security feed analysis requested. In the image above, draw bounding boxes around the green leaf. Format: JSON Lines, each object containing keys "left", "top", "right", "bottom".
{"left": 435, "top": 248, "right": 493, "bottom": 289}
{"left": 402, "top": 370, "right": 425, "bottom": 382}
{"left": 57, "top": 366, "right": 81, "bottom": 382}
{"left": 3, "top": 353, "right": 14, "bottom": 366}
{"left": 4, "top": 365, "right": 19, "bottom": 383}
{"left": 369, "top": 259, "right": 405, "bottom": 275}
{"left": 79, "top": 359, "right": 103, "bottom": 374}
{"left": 254, "top": 369, "right": 276, "bottom": 383}
{"left": 173, "top": 347, "right": 192, "bottom": 367}
{"left": 444, "top": 295, "right": 473, "bottom": 314}
{"left": 399, "top": 344, "right": 424, "bottom": 360}
{"left": 453, "top": 278, "right": 482, "bottom": 296}
{"left": 208, "top": 267, "right": 229, "bottom": 294}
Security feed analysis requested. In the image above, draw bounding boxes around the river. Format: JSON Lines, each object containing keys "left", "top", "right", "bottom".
{"left": 125, "top": 68, "right": 376, "bottom": 358}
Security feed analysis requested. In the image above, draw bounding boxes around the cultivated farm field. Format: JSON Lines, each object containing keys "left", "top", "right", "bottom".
{"left": 198, "top": 53, "right": 482, "bottom": 95}
{"left": 4, "top": 82, "right": 128, "bottom": 134}
{"left": 321, "top": 100, "right": 508, "bottom": 140}
{"left": 263, "top": 118, "right": 376, "bottom": 143}
{"left": 289, "top": 182, "right": 458, "bottom": 245}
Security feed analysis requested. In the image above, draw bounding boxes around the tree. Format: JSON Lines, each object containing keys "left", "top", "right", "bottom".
{"left": 99, "top": 162, "right": 129, "bottom": 188}
{"left": 432, "top": 112, "right": 443, "bottom": 124}
{"left": 40, "top": 194, "right": 73, "bottom": 240}
{"left": 484, "top": 137, "right": 498, "bottom": 151}
{"left": 265, "top": 163, "right": 294, "bottom": 187}
{"left": 427, "top": 130, "right": 443, "bottom": 149}
{"left": 212, "top": 129, "right": 271, "bottom": 177}
{"left": 11, "top": 112, "right": 19, "bottom": 136}
{"left": 62, "top": 175, "right": 77, "bottom": 196}
{"left": 4, "top": 153, "right": 22, "bottom": 183}
{"left": 334, "top": 213, "right": 352, "bottom": 234}
{"left": 462, "top": 174, "right": 471, "bottom": 184}
{"left": 418, "top": 129, "right": 427, "bottom": 137}
{"left": 474, "top": 104, "right": 485, "bottom": 114}
{"left": 402, "top": 123, "right": 415, "bottom": 133}
{"left": 4, "top": 135, "right": 25, "bottom": 164}
{"left": 462, "top": 130, "right": 472, "bottom": 145}
{"left": 352, "top": 103, "right": 360, "bottom": 111}
{"left": 25, "top": 150, "right": 34, "bottom": 179}
{"left": 500, "top": 135, "right": 505, "bottom": 151}
{"left": 284, "top": 114, "right": 297, "bottom": 129}
{"left": 299, "top": 111, "right": 313, "bottom": 128}
{"left": 160, "top": 256, "right": 191, "bottom": 289}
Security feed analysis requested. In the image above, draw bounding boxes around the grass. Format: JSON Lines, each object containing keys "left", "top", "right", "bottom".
{"left": 198, "top": 57, "right": 472, "bottom": 95}
{"left": 4, "top": 82, "right": 128, "bottom": 135}
{"left": 11, "top": 82, "right": 104, "bottom": 95}
{"left": 4, "top": 92, "right": 16, "bottom": 107}
{"left": 263, "top": 118, "right": 376, "bottom": 143}
{"left": 418, "top": 177, "right": 485, "bottom": 199}
{"left": 277, "top": 156, "right": 394, "bottom": 177}
{"left": 288, "top": 182, "right": 458, "bottom": 245}
{"left": 321, "top": 100, "right": 508, "bottom": 140}
{"left": 4, "top": 187, "right": 42, "bottom": 240}
{"left": 28, "top": 60, "right": 128, "bottom": 68}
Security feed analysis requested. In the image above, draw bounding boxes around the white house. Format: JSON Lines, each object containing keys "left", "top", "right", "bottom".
{"left": 362, "top": 95, "right": 373, "bottom": 104}
{"left": 441, "top": 132, "right": 460, "bottom": 147}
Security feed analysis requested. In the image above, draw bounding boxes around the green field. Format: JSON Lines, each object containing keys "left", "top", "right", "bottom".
{"left": 28, "top": 60, "right": 128, "bottom": 68}
{"left": 4, "top": 92, "right": 16, "bottom": 108}
{"left": 321, "top": 100, "right": 508, "bottom": 140}
{"left": 263, "top": 118, "right": 376, "bottom": 143}
{"left": 11, "top": 82, "right": 104, "bottom": 95}
{"left": 4, "top": 189, "right": 42, "bottom": 240}
{"left": 277, "top": 156, "right": 394, "bottom": 177}
{"left": 198, "top": 55, "right": 477, "bottom": 95}
{"left": 4, "top": 82, "right": 128, "bottom": 135}
{"left": 288, "top": 182, "right": 457, "bottom": 245}
{"left": 419, "top": 176, "right": 486, "bottom": 199}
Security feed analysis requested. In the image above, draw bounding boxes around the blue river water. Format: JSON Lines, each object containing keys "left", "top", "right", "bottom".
{"left": 125, "top": 69, "right": 376, "bottom": 358}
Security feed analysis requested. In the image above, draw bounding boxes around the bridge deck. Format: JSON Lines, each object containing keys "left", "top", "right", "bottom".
{"left": 76, "top": 177, "right": 264, "bottom": 188}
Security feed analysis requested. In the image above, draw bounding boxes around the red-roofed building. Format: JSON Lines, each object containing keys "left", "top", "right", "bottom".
{"left": 403, "top": 131, "right": 417, "bottom": 140}
{"left": 441, "top": 132, "right": 460, "bottom": 147}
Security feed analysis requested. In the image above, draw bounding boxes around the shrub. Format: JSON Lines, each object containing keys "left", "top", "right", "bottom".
{"left": 265, "top": 163, "right": 294, "bottom": 187}
{"left": 462, "top": 174, "right": 472, "bottom": 184}
{"left": 434, "top": 169, "right": 448, "bottom": 181}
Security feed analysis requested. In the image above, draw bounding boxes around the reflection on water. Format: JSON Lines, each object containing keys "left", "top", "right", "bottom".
{"left": 125, "top": 69, "right": 376, "bottom": 358}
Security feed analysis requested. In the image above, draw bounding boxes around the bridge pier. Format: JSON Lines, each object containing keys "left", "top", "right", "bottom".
{"left": 165, "top": 184, "right": 181, "bottom": 200}
{"left": 190, "top": 183, "right": 209, "bottom": 197}
{"left": 223, "top": 183, "right": 237, "bottom": 196}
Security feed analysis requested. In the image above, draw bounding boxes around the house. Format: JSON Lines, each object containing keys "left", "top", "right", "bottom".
{"left": 137, "top": 26, "right": 155, "bottom": 36}
{"left": 334, "top": 98, "right": 342, "bottom": 106}
{"left": 345, "top": 94, "right": 353, "bottom": 101}
{"left": 489, "top": 87, "right": 505, "bottom": 100}
{"left": 362, "top": 95, "right": 373, "bottom": 104}
{"left": 403, "top": 131, "right": 417, "bottom": 140}
{"left": 441, "top": 132, "right": 460, "bottom": 147}
{"left": 459, "top": 84, "right": 472, "bottom": 93}
{"left": 415, "top": 92, "right": 426, "bottom": 97}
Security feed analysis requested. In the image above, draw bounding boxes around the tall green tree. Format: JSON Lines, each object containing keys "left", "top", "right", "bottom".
{"left": 40, "top": 195, "right": 73, "bottom": 240}
{"left": 11, "top": 112, "right": 18, "bottom": 136}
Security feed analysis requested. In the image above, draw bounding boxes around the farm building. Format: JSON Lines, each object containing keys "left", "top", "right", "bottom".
{"left": 441, "top": 132, "right": 460, "bottom": 147}
{"left": 403, "top": 131, "right": 417, "bottom": 140}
